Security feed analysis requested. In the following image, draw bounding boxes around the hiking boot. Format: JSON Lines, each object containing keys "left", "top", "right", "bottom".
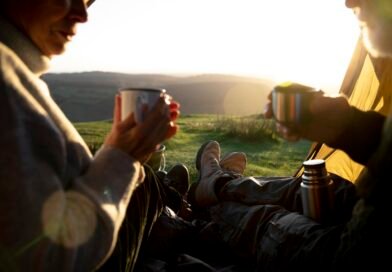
{"left": 155, "top": 170, "right": 167, "bottom": 182}
{"left": 164, "top": 163, "right": 190, "bottom": 196}
{"left": 192, "top": 140, "right": 223, "bottom": 207}
{"left": 220, "top": 152, "right": 247, "bottom": 175}
{"left": 195, "top": 140, "right": 218, "bottom": 171}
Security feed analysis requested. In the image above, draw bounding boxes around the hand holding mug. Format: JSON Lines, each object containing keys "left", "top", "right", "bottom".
{"left": 105, "top": 88, "right": 180, "bottom": 163}
{"left": 264, "top": 82, "right": 354, "bottom": 145}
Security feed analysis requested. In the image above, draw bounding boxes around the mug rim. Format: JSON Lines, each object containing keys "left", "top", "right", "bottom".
{"left": 119, "top": 88, "right": 166, "bottom": 93}
{"left": 273, "top": 82, "right": 317, "bottom": 94}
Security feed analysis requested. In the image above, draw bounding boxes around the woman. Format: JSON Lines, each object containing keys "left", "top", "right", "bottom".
{"left": 0, "top": 0, "right": 180, "bottom": 271}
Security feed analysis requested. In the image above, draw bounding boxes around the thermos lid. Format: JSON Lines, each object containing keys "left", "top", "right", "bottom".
{"left": 303, "top": 159, "right": 325, "bottom": 168}
{"left": 302, "top": 159, "right": 328, "bottom": 181}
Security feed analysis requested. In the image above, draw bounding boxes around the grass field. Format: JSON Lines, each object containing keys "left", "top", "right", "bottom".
{"left": 74, "top": 114, "right": 311, "bottom": 182}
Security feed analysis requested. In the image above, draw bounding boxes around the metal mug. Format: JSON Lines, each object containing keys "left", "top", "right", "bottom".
{"left": 271, "top": 82, "right": 320, "bottom": 124}
{"left": 119, "top": 87, "right": 167, "bottom": 123}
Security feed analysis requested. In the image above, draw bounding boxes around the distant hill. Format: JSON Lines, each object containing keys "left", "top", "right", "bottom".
{"left": 42, "top": 72, "right": 276, "bottom": 122}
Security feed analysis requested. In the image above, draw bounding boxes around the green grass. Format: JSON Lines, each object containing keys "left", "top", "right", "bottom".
{"left": 74, "top": 120, "right": 112, "bottom": 153}
{"left": 74, "top": 114, "right": 311, "bottom": 182}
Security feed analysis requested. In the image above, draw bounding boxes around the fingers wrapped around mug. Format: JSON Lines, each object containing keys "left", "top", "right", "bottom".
{"left": 104, "top": 94, "right": 179, "bottom": 163}
{"left": 263, "top": 91, "right": 274, "bottom": 119}
{"left": 273, "top": 94, "right": 353, "bottom": 145}
{"left": 131, "top": 97, "right": 178, "bottom": 161}
{"left": 275, "top": 123, "right": 301, "bottom": 142}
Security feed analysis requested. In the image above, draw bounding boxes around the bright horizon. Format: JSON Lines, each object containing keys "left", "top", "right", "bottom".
{"left": 51, "top": 0, "right": 360, "bottom": 94}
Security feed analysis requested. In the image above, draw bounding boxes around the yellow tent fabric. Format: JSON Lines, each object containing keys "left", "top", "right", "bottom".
{"left": 295, "top": 39, "right": 392, "bottom": 182}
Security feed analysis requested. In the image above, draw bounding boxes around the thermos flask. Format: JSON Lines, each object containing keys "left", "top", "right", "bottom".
{"left": 301, "top": 159, "right": 334, "bottom": 224}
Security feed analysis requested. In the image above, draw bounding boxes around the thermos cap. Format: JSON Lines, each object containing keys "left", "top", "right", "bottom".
{"left": 303, "top": 159, "right": 325, "bottom": 168}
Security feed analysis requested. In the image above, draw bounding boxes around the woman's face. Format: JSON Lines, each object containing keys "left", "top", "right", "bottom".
{"left": 5, "top": 0, "right": 90, "bottom": 57}
{"left": 346, "top": 0, "right": 392, "bottom": 57}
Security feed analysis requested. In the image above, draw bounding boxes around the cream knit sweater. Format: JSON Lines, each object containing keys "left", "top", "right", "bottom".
{"left": 0, "top": 16, "right": 143, "bottom": 271}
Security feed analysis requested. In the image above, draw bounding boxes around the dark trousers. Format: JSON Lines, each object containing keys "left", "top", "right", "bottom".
{"left": 97, "top": 166, "right": 165, "bottom": 272}
{"left": 207, "top": 174, "right": 357, "bottom": 271}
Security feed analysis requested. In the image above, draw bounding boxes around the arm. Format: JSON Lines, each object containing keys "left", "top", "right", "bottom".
{"left": 0, "top": 91, "right": 141, "bottom": 271}
{"left": 327, "top": 106, "right": 384, "bottom": 165}
{"left": 0, "top": 52, "right": 180, "bottom": 271}
{"left": 265, "top": 94, "right": 385, "bottom": 165}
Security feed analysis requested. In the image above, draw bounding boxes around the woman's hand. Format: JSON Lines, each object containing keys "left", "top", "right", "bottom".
{"left": 104, "top": 93, "right": 180, "bottom": 163}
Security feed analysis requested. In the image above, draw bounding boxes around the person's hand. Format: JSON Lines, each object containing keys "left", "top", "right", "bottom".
{"left": 104, "top": 93, "right": 180, "bottom": 163}
{"left": 263, "top": 91, "right": 274, "bottom": 120}
{"left": 264, "top": 93, "right": 354, "bottom": 145}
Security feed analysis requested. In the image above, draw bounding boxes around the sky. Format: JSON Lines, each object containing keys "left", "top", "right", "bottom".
{"left": 51, "top": 0, "right": 360, "bottom": 94}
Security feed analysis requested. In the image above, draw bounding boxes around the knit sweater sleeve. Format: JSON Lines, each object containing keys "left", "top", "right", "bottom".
{"left": 0, "top": 43, "right": 144, "bottom": 271}
{"left": 327, "top": 106, "right": 385, "bottom": 165}
{"left": 41, "top": 146, "right": 144, "bottom": 271}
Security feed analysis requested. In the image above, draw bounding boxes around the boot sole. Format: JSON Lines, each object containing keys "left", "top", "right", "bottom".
{"left": 166, "top": 163, "right": 190, "bottom": 196}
